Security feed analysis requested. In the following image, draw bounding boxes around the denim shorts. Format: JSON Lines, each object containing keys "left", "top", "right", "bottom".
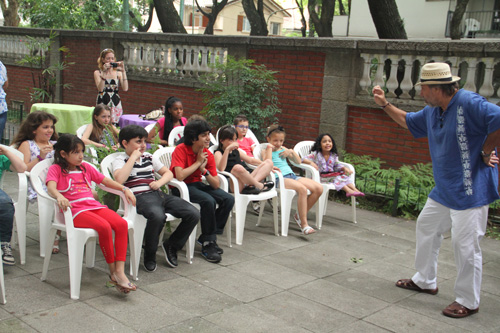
{"left": 276, "top": 173, "right": 300, "bottom": 188}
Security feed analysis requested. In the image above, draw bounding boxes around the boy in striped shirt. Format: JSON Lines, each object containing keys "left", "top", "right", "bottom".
{"left": 112, "top": 125, "right": 199, "bottom": 272}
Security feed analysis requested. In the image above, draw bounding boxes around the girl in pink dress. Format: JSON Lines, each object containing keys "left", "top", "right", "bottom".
{"left": 46, "top": 134, "right": 137, "bottom": 293}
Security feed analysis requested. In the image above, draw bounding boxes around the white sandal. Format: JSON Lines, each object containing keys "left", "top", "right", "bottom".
{"left": 294, "top": 213, "right": 315, "bottom": 235}
{"left": 52, "top": 234, "right": 60, "bottom": 254}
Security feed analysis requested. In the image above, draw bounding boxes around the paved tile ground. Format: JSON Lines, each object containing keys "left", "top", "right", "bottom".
{"left": 1, "top": 172, "right": 499, "bottom": 332}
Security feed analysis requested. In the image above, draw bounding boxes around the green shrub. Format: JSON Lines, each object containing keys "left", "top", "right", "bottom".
{"left": 198, "top": 56, "right": 281, "bottom": 140}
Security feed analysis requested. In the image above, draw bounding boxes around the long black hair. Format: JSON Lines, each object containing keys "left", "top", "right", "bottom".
{"left": 53, "top": 134, "right": 86, "bottom": 173}
{"left": 311, "top": 133, "right": 337, "bottom": 155}
{"left": 162, "top": 96, "right": 185, "bottom": 141}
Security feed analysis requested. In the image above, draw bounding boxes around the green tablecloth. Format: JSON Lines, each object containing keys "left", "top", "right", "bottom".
{"left": 30, "top": 103, "right": 94, "bottom": 134}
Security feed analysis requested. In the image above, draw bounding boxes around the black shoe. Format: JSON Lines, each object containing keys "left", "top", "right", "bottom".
{"left": 162, "top": 242, "right": 178, "bottom": 268}
{"left": 197, "top": 237, "right": 223, "bottom": 254}
{"left": 214, "top": 241, "right": 223, "bottom": 255}
{"left": 201, "top": 241, "right": 222, "bottom": 263}
{"left": 241, "top": 185, "right": 261, "bottom": 195}
{"left": 261, "top": 181, "right": 274, "bottom": 192}
{"left": 143, "top": 260, "right": 157, "bottom": 272}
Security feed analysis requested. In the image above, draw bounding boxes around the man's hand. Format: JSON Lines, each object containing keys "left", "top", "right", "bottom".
{"left": 484, "top": 150, "right": 499, "bottom": 167}
{"left": 372, "top": 85, "right": 388, "bottom": 107}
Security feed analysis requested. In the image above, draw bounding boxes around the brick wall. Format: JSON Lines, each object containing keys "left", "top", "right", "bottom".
{"left": 346, "top": 105, "right": 431, "bottom": 168}
{"left": 4, "top": 65, "right": 37, "bottom": 111}
{"left": 248, "top": 49, "right": 325, "bottom": 147}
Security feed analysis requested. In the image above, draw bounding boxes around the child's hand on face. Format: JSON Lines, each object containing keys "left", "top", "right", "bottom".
{"left": 130, "top": 148, "right": 142, "bottom": 161}
{"left": 227, "top": 142, "right": 239, "bottom": 151}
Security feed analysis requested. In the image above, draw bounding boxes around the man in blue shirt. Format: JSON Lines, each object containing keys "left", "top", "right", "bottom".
{"left": 372, "top": 62, "right": 500, "bottom": 319}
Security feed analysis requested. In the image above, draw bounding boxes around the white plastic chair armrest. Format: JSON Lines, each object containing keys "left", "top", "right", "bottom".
{"left": 168, "top": 179, "right": 190, "bottom": 201}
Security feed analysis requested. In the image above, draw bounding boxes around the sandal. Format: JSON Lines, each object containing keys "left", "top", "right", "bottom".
{"left": 52, "top": 234, "right": 60, "bottom": 254}
{"left": 261, "top": 181, "right": 274, "bottom": 192}
{"left": 395, "top": 279, "right": 438, "bottom": 295}
{"left": 442, "top": 301, "right": 478, "bottom": 318}
{"left": 113, "top": 273, "right": 137, "bottom": 292}
{"left": 301, "top": 226, "right": 316, "bottom": 235}
{"left": 241, "top": 185, "right": 261, "bottom": 195}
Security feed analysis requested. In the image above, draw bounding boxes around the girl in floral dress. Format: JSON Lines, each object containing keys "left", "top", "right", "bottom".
{"left": 302, "top": 133, "right": 364, "bottom": 197}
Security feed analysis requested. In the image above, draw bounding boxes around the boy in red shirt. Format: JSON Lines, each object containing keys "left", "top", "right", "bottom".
{"left": 170, "top": 120, "right": 234, "bottom": 263}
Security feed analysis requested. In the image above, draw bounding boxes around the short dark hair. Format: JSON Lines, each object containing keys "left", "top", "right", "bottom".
{"left": 233, "top": 114, "right": 248, "bottom": 126}
{"left": 118, "top": 125, "right": 148, "bottom": 148}
{"left": 432, "top": 82, "right": 459, "bottom": 97}
{"left": 266, "top": 124, "right": 285, "bottom": 138}
{"left": 217, "top": 125, "right": 237, "bottom": 147}
{"left": 183, "top": 119, "right": 211, "bottom": 146}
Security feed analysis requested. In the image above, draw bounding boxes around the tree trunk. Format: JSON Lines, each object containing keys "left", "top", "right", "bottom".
{"left": 367, "top": 0, "right": 407, "bottom": 39}
{"left": 308, "top": 0, "right": 335, "bottom": 37}
{"left": 295, "top": 0, "right": 307, "bottom": 37}
{"left": 450, "top": 0, "right": 470, "bottom": 39}
{"left": 0, "top": 0, "right": 20, "bottom": 26}
{"left": 153, "top": 0, "right": 187, "bottom": 33}
{"left": 242, "top": 0, "right": 268, "bottom": 36}
{"left": 196, "top": 0, "right": 228, "bottom": 35}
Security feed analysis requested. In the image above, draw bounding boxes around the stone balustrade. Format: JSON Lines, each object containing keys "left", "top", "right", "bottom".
{"left": 359, "top": 53, "right": 500, "bottom": 100}
{"left": 0, "top": 33, "right": 49, "bottom": 64}
{"left": 121, "top": 42, "right": 227, "bottom": 79}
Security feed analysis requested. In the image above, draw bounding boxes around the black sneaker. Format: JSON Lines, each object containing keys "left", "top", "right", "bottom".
{"left": 197, "top": 237, "right": 223, "bottom": 254}
{"left": 143, "top": 260, "right": 157, "bottom": 272}
{"left": 162, "top": 242, "right": 178, "bottom": 268}
{"left": 201, "top": 241, "right": 221, "bottom": 263}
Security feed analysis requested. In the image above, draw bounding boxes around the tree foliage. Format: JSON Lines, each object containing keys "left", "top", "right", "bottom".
{"left": 198, "top": 56, "right": 280, "bottom": 139}
{"left": 367, "top": 0, "right": 407, "bottom": 39}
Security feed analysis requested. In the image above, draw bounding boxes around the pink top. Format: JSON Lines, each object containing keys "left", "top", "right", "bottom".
{"left": 237, "top": 137, "right": 255, "bottom": 157}
{"left": 157, "top": 116, "right": 187, "bottom": 140}
{"left": 46, "top": 162, "right": 106, "bottom": 218}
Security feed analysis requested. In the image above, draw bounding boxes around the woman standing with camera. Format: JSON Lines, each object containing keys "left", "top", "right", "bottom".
{"left": 94, "top": 48, "right": 128, "bottom": 125}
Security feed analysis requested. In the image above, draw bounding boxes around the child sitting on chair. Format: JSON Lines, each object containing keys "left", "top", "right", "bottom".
{"left": 112, "top": 125, "right": 199, "bottom": 272}
{"left": 0, "top": 145, "right": 27, "bottom": 266}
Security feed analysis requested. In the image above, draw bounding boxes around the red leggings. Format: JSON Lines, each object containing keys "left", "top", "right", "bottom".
{"left": 73, "top": 208, "right": 128, "bottom": 263}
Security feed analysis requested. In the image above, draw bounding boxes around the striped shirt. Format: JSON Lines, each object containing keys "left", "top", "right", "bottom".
{"left": 111, "top": 152, "right": 163, "bottom": 195}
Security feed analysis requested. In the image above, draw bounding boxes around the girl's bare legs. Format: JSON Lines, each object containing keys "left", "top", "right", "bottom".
{"left": 344, "top": 183, "right": 362, "bottom": 194}
{"left": 250, "top": 159, "right": 274, "bottom": 183}
{"left": 231, "top": 164, "right": 271, "bottom": 191}
{"left": 284, "top": 178, "right": 322, "bottom": 230}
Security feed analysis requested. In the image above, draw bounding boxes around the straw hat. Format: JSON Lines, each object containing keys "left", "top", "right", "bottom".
{"left": 415, "top": 62, "right": 460, "bottom": 86}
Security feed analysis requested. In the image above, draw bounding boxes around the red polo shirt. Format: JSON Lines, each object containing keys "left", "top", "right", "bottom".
{"left": 170, "top": 143, "right": 218, "bottom": 184}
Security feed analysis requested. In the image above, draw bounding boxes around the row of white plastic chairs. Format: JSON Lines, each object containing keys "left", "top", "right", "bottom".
{"left": 0, "top": 124, "right": 357, "bottom": 301}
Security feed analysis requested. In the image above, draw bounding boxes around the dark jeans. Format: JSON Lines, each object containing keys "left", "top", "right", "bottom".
{"left": 0, "top": 189, "right": 14, "bottom": 243}
{"left": 185, "top": 182, "right": 234, "bottom": 243}
{"left": 136, "top": 190, "right": 199, "bottom": 262}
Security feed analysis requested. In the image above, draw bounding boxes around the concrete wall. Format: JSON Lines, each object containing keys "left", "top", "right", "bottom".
{"left": 3, "top": 27, "right": 500, "bottom": 168}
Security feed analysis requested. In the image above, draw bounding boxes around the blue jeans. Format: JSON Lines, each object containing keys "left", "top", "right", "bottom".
{"left": 183, "top": 182, "right": 234, "bottom": 243}
{"left": 0, "top": 189, "right": 14, "bottom": 242}
{"left": 0, "top": 112, "right": 7, "bottom": 144}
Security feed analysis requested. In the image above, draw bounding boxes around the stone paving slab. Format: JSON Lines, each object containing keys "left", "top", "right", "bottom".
{"left": 1, "top": 172, "right": 499, "bottom": 332}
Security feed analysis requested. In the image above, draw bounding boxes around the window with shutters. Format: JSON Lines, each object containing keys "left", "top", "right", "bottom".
{"left": 270, "top": 22, "right": 281, "bottom": 35}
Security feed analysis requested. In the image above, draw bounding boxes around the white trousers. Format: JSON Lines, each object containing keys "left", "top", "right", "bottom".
{"left": 411, "top": 198, "right": 488, "bottom": 309}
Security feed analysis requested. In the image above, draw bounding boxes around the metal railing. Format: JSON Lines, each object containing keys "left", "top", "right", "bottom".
{"left": 2, "top": 101, "right": 25, "bottom": 145}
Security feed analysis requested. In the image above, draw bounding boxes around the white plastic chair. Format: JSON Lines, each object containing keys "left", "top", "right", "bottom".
{"left": 167, "top": 126, "right": 185, "bottom": 146}
{"left": 0, "top": 254, "right": 5, "bottom": 304}
{"left": 30, "top": 158, "right": 138, "bottom": 299}
{"left": 101, "top": 152, "right": 197, "bottom": 275}
{"left": 209, "top": 145, "right": 278, "bottom": 245}
{"left": 464, "top": 18, "right": 480, "bottom": 38}
{"left": 253, "top": 143, "right": 322, "bottom": 236}
{"left": 76, "top": 124, "right": 89, "bottom": 138}
{"left": 145, "top": 123, "right": 156, "bottom": 133}
{"left": 294, "top": 141, "right": 357, "bottom": 225}
{"left": 0, "top": 145, "right": 28, "bottom": 265}
{"left": 154, "top": 146, "right": 232, "bottom": 247}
